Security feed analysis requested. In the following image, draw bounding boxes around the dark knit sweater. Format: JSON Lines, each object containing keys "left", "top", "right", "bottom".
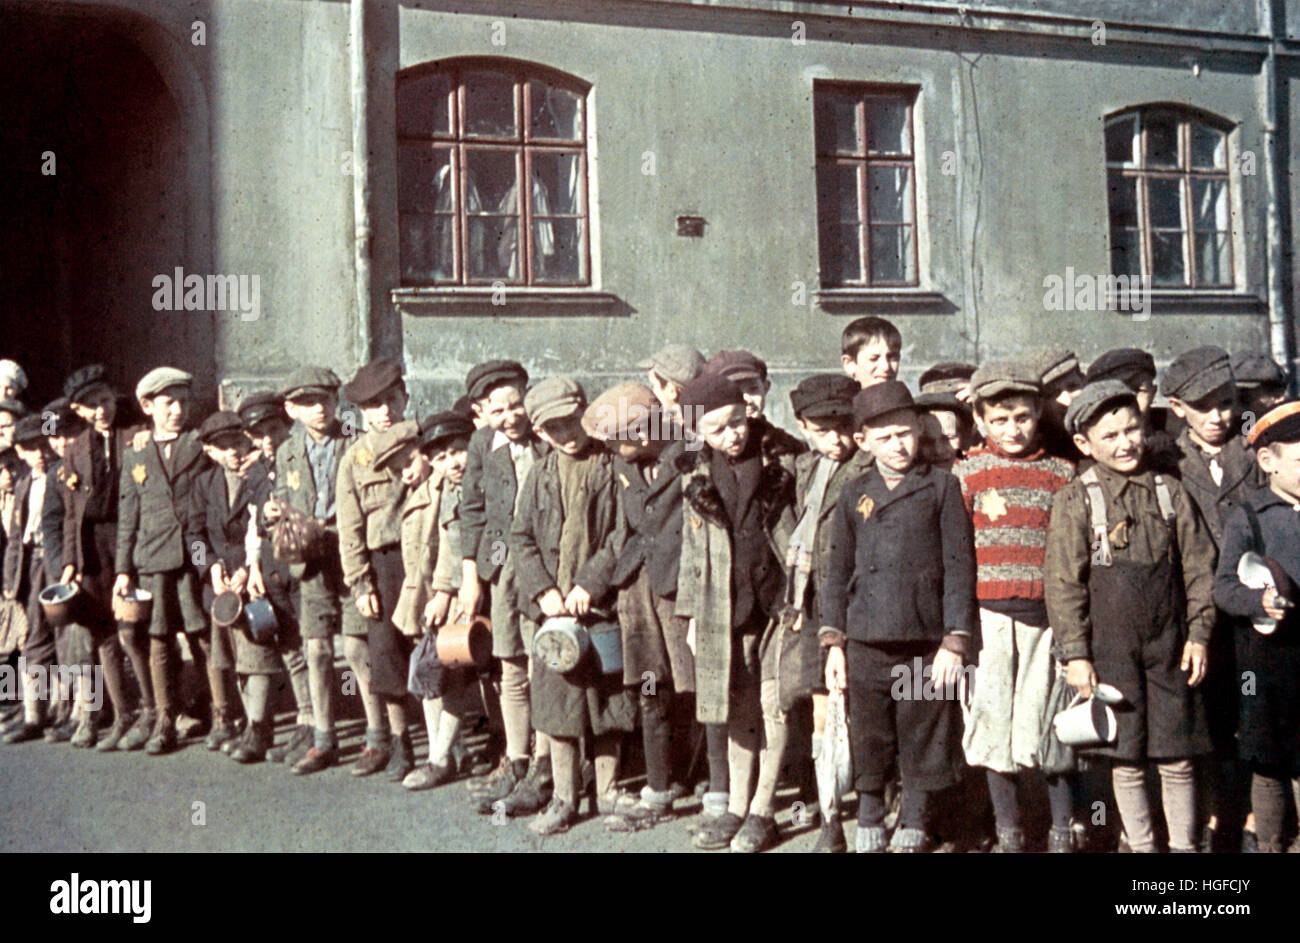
{"left": 954, "top": 442, "right": 1074, "bottom": 602}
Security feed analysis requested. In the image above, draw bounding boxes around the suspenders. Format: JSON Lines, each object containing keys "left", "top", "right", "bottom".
{"left": 1080, "top": 466, "right": 1175, "bottom": 569}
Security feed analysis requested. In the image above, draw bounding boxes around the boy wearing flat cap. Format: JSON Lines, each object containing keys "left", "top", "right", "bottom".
{"left": 1044, "top": 380, "right": 1216, "bottom": 853}
{"left": 112, "top": 367, "right": 213, "bottom": 756}
{"left": 821, "top": 381, "right": 978, "bottom": 853}
{"left": 1086, "top": 348, "right": 1178, "bottom": 475}
{"left": 1031, "top": 347, "right": 1086, "bottom": 463}
{"left": 510, "top": 377, "right": 636, "bottom": 834}
{"left": 783, "top": 373, "right": 873, "bottom": 852}
{"left": 1214, "top": 401, "right": 1300, "bottom": 852}
{"left": 674, "top": 371, "right": 800, "bottom": 852}
{"left": 337, "top": 358, "right": 420, "bottom": 782}
{"left": 1232, "top": 351, "right": 1289, "bottom": 421}
{"left": 640, "top": 343, "right": 706, "bottom": 424}
{"left": 581, "top": 382, "right": 695, "bottom": 833}
{"left": 956, "top": 362, "right": 1076, "bottom": 853}
{"left": 264, "top": 366, "right": 363, "bottom": 773}
{"left": 459, "top": 360, "right": 551, "bottom": 813}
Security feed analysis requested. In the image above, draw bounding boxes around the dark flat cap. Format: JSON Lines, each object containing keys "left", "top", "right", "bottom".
{"left": 343, "top": 358, "right": 404, "bottom": 405}
{"left": 678, "top": 373, "right": 745, "bottom": 428}
{"left": 1248, "top": 400, "right": 1300, "bottom": 449}
{"left": 790, "top": 374, "right": 858, "bottom": 420}
{"left": 238, "top": 391, "right": 285, "bottom": 429}
{"left": 282, "top": 366, "right": 341, "bottom": 401}
{"left": 524, "top": 376, "right": 586, "bottom": 426}
{"left": 1032, "top": 347, "right": 1081, "bottom": 387}
{"left": 420, "top": 410, "right": 476, "bottom": 450}
{"left": 916, "top": 391, "right": 972, "bottom": 421}
{"left": 918, "top": 362, "right": 977, "bottom": 396}
{"left": 371, "top": 420, "right": 420, "bottom": 470}
{"left": 198, "top": 411, "right": 246, "bottom": 444}
{"left": 11, "top": 415, "right": 47, "bottom": 446}
{"left": 0, "top": 398, "right": 27, "bottom": 418}
{"left": 704, "top": 350, "right": 767, "bottom": 383}
{"left": 452, "top": 395, "right": 477, "bottom": 421}
{"left": 1085, "top": 348, "right": 1156, "bottom": 391}
{"left": 637, "top": 345, "right": 706, "bottom": 387}
{"left": 853, "top": 380, "right": 917, "bottom": 427}
{"left": 41, "top": 398, "right": 80, "bottom": 437}
{"left": 1231, "top": 351, "right": 1286, "bottom": 389}
{"left": 970, "top": 361, "right": 1041, "bottom": 401}
{"left": 135, "top": 366, "right": 192, "bottom": 401}
{"left": 1064, "top": 380, "right": 1138, "bottom": 436}
{"left": 466, "top": 360, "right": 528, "bottom": 400}
{"left": 64, "top": 364, "right": 113, "bottom": 403}
{"left": 1162, "top": 346, "right": 1233, "bottom": 403}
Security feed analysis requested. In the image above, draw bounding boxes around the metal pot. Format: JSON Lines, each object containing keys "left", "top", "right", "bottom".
{"left": 435, "top": 615, "right": 492, "bottom": 669}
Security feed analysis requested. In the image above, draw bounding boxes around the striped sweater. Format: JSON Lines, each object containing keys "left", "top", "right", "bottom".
{"left": 954, "top": 443, "right": 1074, "bottom": 601}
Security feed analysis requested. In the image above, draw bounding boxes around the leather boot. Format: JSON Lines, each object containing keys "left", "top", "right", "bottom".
{"left": 70, "top": 714, "right": 99, "bottom": 749}
{"left": 385, "top": 731, "right": 415, "bottom": 782}
{"left": 232, "top": 721, "right": 274, "bottom": 764}
{"left": 502, "top": 754, "right": 554, "bottom": 816}
{"left": 145, "top": 710, "right": 178, "bottom": 756}
{"left": 118, "top": 708, "right": 156, "bottom": 751}
{"left": 204, "top": 708, "right": 241, "bottom": 751}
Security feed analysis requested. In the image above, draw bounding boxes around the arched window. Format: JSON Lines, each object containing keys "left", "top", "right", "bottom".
{"left": 1105, "top": 106, "right": 1233, "bottom": 288}
{"left": 396, "top": 60, "right": 590, "bottom": 287}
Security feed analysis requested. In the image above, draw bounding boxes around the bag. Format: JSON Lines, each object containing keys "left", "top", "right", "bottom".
{"left": 1038, "top": 660, "right": 1078, "bottom": 774}
{"left": 818, "top": 688, "right": 854, "bottom": 800}
{"left": 407, "top": 630, "right": 444, "bottom": 699}
{"left": 271, "top": 504, "right": 330, "bottom": 565}
{"left": 0, "top": 598, "right": 28, "bottom": 657}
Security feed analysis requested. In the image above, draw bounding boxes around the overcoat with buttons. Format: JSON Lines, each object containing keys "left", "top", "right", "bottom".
{"left": 114, "top": 430, "right": 206, "bottom": 576}
{"left": 460, "top": 425, "right": 548, "bottom": 583}
{"left": 336, "top": 421, "right": 417, "bottom": 598}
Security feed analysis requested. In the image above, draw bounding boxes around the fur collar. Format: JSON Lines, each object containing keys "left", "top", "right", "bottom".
{"left": 675, "top": 420, "right": 800, "bottom": 529}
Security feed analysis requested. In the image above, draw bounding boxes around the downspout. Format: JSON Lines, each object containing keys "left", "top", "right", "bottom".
{"left": 350, "top": 0, "right": 373, "bottom": 366}
{"left": 1262, "top": 0, "right": 1296, "bottom": 391}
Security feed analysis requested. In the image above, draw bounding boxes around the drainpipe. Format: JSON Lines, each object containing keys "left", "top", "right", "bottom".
{"left": 350, "top": 0, "right": 373, "bottom": 366}
{"left": 1262, "top": 0, "right": 1296, "bottom": 391}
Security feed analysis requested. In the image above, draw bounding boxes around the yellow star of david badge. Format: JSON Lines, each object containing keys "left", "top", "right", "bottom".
{"left": 286, "top": 470, "right": 301, "bottom": 491}
{"left": 132, "top": 464, "right": 147, "bottom": 485}
{"left": 982, "top": 488, "right": 1008, "bottom": 521}
{"left": 856, "top": 494, "right": 875, "bottom": 521}
{"left": 354, "top": 447, "right": 372, "bottom": 467}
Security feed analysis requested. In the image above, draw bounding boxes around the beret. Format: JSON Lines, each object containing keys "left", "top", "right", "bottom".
{"left": 282, "top": 366, "right": 341, "bottom": 401}
{"left": 238, "top": 391, "right": 285, "bottom": 429}
{"left": 678, "top": 373, "right": 745, "bottom": 429}
{"left": 1064, "top": 380, "right": 1138, "bottom": 436}
{"left": 343, "top": 358, "right": 404, "bottom": 405}
{"left": 852, "top": 380, "right": 916, "bottom": 428}
{"left": 790, "top": 374, "right": 858, "bottom": 419}
{"left": 420, "top": 410, "right": 476, "bottom": 450}
{"left": 371, "top": 419, "right": 420, "bottom": 470}
{"left": 918, "top": 362, "right": 977, "bottom": 396}
{"left": 135, "top": 366, "right": 192, "bottom": 401}
{"left": 1162, "top": 345, "right": 1233, "bottom": 403}
{"left": 524, "top": 376, "right": 586, "bottom": 426}
{"left": 466, "top": 360, "right": 528, "bottom": 400}
{"left": 64, "top": 364, "right": 113, "bottom": 403}
{"left": 1085, "top": 348, "right": 1156, "bottom": 391}
{"left": 1230, "top": 351, "right": 1286, "bottom": 389}
{"left": 0, "top": 359, "right": 27, "bottom": 393}
{"left": 0, "top": 398, "right": 27, "bottom": 418}
{"left": 703, "top": 350, "right": 767, "bottom": 383}
{"left": 970, "top": 361, "right": 1041, "bottom": 401}
{"left": 197, "top": 411, "right": 246, "bottom": 444}
{"left": 11, "top": 415, "right": 46, "bottom": 446}
{"left": 637, "top": 344, "right": 706, "bottom": 387}
{"left": 1248, "top": 400, "right": 1300, "bottom": 449}
{"left": 583, "top": 381, "right": 661, "bottom": 441}
{"left": 1032, "top": 347, "right": 1081, "bottom": 387}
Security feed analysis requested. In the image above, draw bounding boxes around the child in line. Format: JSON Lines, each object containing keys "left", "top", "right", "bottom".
{"left": 840, "top": 316, "right": 901, "bottom": 389}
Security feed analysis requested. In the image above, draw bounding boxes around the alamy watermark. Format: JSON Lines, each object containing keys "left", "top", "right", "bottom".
{"left": 152, "top": 267, "right": 260, "bottom": 322}
{"left": 1042, "top": 268, "right": 1151, "bottom": 321}
{"left": 0, "top": 658, "right": 103, "bottom": 710}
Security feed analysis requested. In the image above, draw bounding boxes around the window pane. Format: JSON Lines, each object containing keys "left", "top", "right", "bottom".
{"left": 1190, "top": 124, "right": 1225, "bottom": 170}
{"left": 466, "top": 217, "right": 521, "bottom": 281}
{"left": 397, "top": 72, "right": 453, "bottom": 137}
{"left": 1194, "top": 231, "right": 1230, "bottom": 286}
{"left": 397, "top": 145, "right": 452, "bottom": 214}
{"left": 868, "top": 165, "right": 912, "bottom": 224}
{"left": 1151, "top": 230, "right": 1187, "bottom": 286}
{"left": 1145, "top": 113, "right": 1180, "bottom": 167}
{"left": 865, "top": 97, "right": 911, "bottom": 154}
{"left": 464, "top": 71, "right": 518, "bottom": 138}
{"left": 819, "top": 222, "right": 863, "bottom": 285}
{"left": 816, "top": 91, "right": 861, "bottom": 155}
{"left": 530, "top": 151, "right": 583, "bottom": 216}
{"left": 532, "top": 218, "right": 584, "bottom": 284}
{"left": 400, "top": 215, "right": 455, "bottom": 283}
{"left": 529, "top": 81, "right": 582, "bottom": 140}
{"left": 1148, "top": 177, "right": 1184, "bottom": 229}
{"left": 1106, "top": 115, "right": 1138, "bottom": 165}
{"left": 464, "top": 148, "right": 520, "bottom": 215}
{"left": 1107, "top": 170, "right": 1138, "bottom": 229}
{"left": 1191, "top": 177, "right": 1228, "bottom": 231}
{"left": 869, "top": 225, "right": 914, "bottom": 283}
{"left": 1110, "top": 226, "right": 1141, "bottom": 277}
{"left": 816, "top": 163, "right": 861, "bottom": 223}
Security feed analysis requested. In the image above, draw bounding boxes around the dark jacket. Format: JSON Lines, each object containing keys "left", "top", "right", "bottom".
{"left": 188, "top": 459, "right": 271, "bottom": 575}
{"left": 791, "top": 447, "right": 874, "bottom": 625}
{"left": 40, "top": 459, "right": 66, "bottom": 574}
{"left": 57, "top": 425, "right": 139, "bottom": 573}
{"left": 114, "top": 430, "right": 206, "bottom": 576}
{"left": 1171, "top": 429, "right": 1265, "bottom": 550}
{"left": 821, "top": 463, "right": 978, "bottom": 647}
{"left": 461, "top": 425, "right": 548, "bottom": 583}
{"left": 1213, "top": 487, "right": 1300, "bottom": 627}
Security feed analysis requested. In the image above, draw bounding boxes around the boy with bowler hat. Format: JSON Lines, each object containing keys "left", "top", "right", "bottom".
{"left": 112, "top": 367, "right": 213, "bottom": 756}
{"left": 1044, "top": 381, "right": 1216, "bottom": 853}
{"left": 821, "top": 381, "right": 978, "bottom": 853}
{"left": 1214, "top": 401, "right": 1300, "bottom": 852}
{"left": 337, "top": 358, "right": 420, "bottom": 782}
{"left": 264, "top": 366, "right": 365, "bottom": 774}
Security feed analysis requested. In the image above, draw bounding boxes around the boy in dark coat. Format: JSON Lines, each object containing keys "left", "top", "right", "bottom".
{"left": 1044, "top": 381, "right": 1216, "bottom": 853}
{"left": 1213, "top": 401, "right": 1300, "bottom": 852}
{"left": 821, "top": 381, "right": 978, "bottom": 853}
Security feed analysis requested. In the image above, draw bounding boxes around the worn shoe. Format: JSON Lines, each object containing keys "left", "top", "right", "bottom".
{"left": 529, "top": 797, "right": 576, "bottom": 836}
{"left": 812, "top": 817, "right": 847, "bottom": 853}
{"left": 606, "top": 798, "right": 675, "bottom": 833}
{"left": 889, "top": 827, "right": 933, "bottom": 853}
{"left": 118, "top": 708, "right": 156, "bottom": 752}
{"left": 204, "top": 711, "right": 241, "bottom": 751}
{"left": 70, "top": 716, "right": 99, "bottom": 749}
{"left": 992, "top": 826, "right": 1026, "bottom": 853}
{"left": 693, "top": 812, "right": 745, "bottom": 850}
{"left": 267, "top": 724, "right": 313, "bottom": 763}
{"left": 1241, "top": 829, "right": 1259, "bottom": 854}
{"left": 96, "top": 713, "right": 134, "bottom": 752}
{"left": 404, "top": 761, "right": 454, "bottom": 791}
{"left": 224, "top": 724, "right": 253, "bottom": 757}
{"left": 730, "top": 814, "right": 777, "bottom": 853}
{"left": 145, "top": 712, "right": 178, "bottom": 756}
{"left": 596, "top": 788, "right": 637, "bottom": 817}
{"left": 351, "top": 745, "right": 391, "bottom": 777}
{"left": 3, "top": 721, "right": 46, "bottom": 744}
{"left": 1048, "top": 825, "right": 1075, "bottom": 853}
{"left": 44, "top": 718, "right": 78, "bottom": 743}
{"left": 292, "top": 745, "right": 338, "bottom": 774}
{"left": 385, "top": 732, "right": 416, "bottom": 783}
{"left": 232, "top": 721, "right": 274, "bottom": 764}
{"left": 471, "top": 757, "right": 529, "bottom": 813}
{"left": 502, "top": 756, "right": 553, "bottom": 816}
